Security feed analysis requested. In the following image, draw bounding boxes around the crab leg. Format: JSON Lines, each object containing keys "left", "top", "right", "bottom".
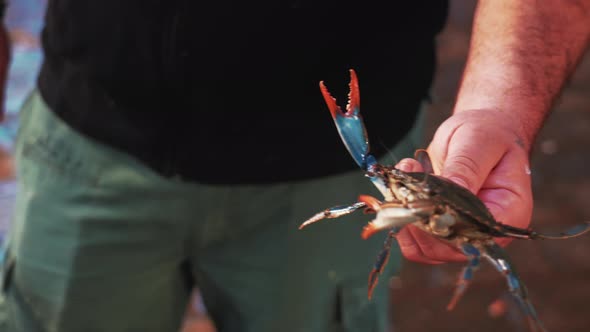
{"left": 482, "top": 242, "right": 548, "bottom": 332}
{"left": 367, "top": 228, "right": 400, "bottom": 299}
{"left": 299, "top": 202, "right": 367, "bottom": 229}
{"left": 494, "top": 221, "right": 590, "bottom": 240}
{"left": 446, "top": 243, "right": 481, "bottom": 311}
{"left": 414, "top": 149, "right": 435, "bottom": 174}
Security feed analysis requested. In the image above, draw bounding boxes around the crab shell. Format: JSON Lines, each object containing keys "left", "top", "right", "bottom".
{"left": 363, "top": 165, "right": 507, "bottom": 243}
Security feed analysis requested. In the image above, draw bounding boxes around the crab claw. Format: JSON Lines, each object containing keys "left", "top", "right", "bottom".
{"left": 320, "top": 69, "right": 376, "bottom": 171}
{"left": 359, "top": 197, "right": 426, "bottom": 240}
{"left": 299, "top": 202, "right": 367, "bottom": 230}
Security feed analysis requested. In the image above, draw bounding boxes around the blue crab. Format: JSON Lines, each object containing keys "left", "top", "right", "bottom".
{"left": 299, "top": 69, "right": 590, "bottom": 332}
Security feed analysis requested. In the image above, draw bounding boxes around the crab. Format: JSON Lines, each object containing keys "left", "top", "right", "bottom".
{"left": 298, "top": 69, "right": 590, "bottom": 332}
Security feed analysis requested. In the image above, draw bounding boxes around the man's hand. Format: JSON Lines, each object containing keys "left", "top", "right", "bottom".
{"left": 394, "top": 109, "right": 533, "bottom": 264}
{"left": 394, "top": 0, "right": 590, "bottom": 264}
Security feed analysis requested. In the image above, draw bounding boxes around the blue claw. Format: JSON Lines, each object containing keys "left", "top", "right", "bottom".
{"left": 320, "top": 69, "right": 376, "bottom": 171}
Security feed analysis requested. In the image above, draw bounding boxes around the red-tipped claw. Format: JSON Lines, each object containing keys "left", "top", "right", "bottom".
{"left": 319, "top": 69, "right": 360, "bottom": 120}
{"left": 318, "top": 69, "right": 372, "bottom": 170}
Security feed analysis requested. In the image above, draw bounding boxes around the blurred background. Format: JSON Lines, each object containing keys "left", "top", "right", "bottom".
{"left": 3, "top": 1, "right": 590, "bottom": 331}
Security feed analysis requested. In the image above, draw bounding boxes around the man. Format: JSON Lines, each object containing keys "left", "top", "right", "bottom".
{"left": 0, "top": 1, "right": 589, "bottom": 332}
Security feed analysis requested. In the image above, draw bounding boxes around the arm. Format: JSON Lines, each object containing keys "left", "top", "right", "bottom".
{"left": 396, "top": 0, "right": 590, "bottom": 263}
{"left": 454, "top": 0, "right": 590, "bottom": 149}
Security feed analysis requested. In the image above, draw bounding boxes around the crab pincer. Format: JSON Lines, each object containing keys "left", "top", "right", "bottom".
{"left": 319, "top": 69, "right": 375, "bottom": 172}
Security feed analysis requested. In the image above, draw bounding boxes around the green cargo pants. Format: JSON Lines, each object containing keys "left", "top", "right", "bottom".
{"left": 0, "top": 91, "right": 423, "bottom": 332}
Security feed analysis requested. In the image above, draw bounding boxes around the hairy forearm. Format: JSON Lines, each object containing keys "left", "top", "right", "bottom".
{"left": 454, "top": 0, "right": 590, "bottom": 149}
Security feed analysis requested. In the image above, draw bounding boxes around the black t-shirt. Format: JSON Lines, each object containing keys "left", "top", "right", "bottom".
{"left": 37, "top": 0, "right": 449, "bottom": 184}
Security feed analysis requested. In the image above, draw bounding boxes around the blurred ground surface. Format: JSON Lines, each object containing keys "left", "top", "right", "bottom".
{"left": 5, "top": 1, "right": 590, "bottom": 332}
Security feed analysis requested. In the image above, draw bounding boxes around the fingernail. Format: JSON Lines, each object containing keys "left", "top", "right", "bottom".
{"left": 396, "top": 161, "right": 413, "bottom": 172}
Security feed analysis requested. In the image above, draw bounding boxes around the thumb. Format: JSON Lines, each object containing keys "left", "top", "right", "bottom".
{"left": 431, "top": 126, "right": 506, "bottom": 194}
{"left": 440, "top": 152, "right": 489, "bottom": 194}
